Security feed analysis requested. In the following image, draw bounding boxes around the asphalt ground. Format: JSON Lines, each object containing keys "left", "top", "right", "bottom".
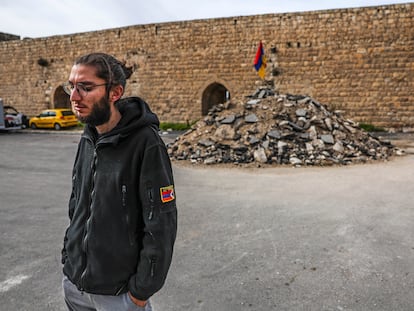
{"left": 0, "top": 130, "right": 413, "bottom": 311}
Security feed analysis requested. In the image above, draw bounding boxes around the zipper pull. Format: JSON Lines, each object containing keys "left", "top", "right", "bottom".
{"left": 147, "top": 187, "right": 154, "bottom": 202}
{"left": 122, "top": 185, "right": 127, "bottom": 206}
{"left": 150, "top": 258, "right": 156, "bottom": 277}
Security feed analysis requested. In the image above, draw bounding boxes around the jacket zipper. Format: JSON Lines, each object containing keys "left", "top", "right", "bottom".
{"left": 122, "top": 185, "right": 135, "bottom": 246}
{"left": 80, "top": 146, "right": 97, "bottom": 290}
{"left": 122, "top": 185, "right": 127, "bottom": 206}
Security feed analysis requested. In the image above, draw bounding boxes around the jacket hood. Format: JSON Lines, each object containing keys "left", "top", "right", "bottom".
{"left": 84, "top": 97, "right": 160, "bottom": 140}
{"left": 116, "top": 97, "right": 160, "bottom": 134}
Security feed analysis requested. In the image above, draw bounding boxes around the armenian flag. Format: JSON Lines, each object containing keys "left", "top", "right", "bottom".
{"left": 160, "top": 185, "right": 175, "bottom": 203}
{"left": 253, "top": 41, "right": 267, "bottom": 79}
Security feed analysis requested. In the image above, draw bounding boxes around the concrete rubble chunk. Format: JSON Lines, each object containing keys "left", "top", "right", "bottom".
{"left": 267, "top": 130, "right": 281, "bottom": 139}
{"left": 333, "top": 141, "right": 345, "bottom": 153}
{"left": 306, "top": 142, "right": 314, "bottom": 152}
{"left": 254, "top": 147, "right": 268, "bottom": 163}
{"left": 198, "top": 138, "right": 215, "bottom": 147}
{"left": 289, "top": 157, "right": 302, "bottom": 165}
{"left": 214, "top": 124, "right": 236, "bottom": 140}
{"left": 308, "top": 126, "right": 318, "bottom": 140}
{"left": 320, "top": 134, "right": 335, "bottom": 144}
{"left": 204, "top": 157, "right": 216, "bottom": 165}
{"left": 288, "top": 121, "right": 304, "bottom": 131}
{"left": 245, "top": 113, "right": 259, "bottom": 123}
{"left": 221, "top": 114, "right": 236, "bottom": 124}
{"left": 246, "top": 99, "right": 260, "bottom": 105}
{"left": 249, "top": 136, "right": 260, "bottom": 145}
{"left": 296, "top": 108, "right": 307, "bottom": 117}
{"left": 258, "top": 90, "right": 267, "bottom": 99}
{"left": 324, "top": 118, "right": 333, "bottom": 131}
{"left": 168, "top": 87, "right": 397, "bottom": 166}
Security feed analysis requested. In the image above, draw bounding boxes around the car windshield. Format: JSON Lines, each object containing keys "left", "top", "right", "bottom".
{"left": 5, "top": 106, "right": 18, "bottom": 114}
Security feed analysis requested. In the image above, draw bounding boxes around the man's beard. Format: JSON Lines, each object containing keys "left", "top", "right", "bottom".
{"left": 78, "top": 96, "right": 111, "bottom": 127}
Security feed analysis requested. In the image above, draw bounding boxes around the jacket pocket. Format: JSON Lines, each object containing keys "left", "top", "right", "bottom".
{"left": 146, "top": 181, "right": 177, "bottom": 216}
{"left": 146, "top": 182, "right": 155, "bottom": 220}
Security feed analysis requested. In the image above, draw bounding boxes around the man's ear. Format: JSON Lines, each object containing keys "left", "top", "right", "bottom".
{"left": 110, "top": 85, "right": 124, "bottom": 103}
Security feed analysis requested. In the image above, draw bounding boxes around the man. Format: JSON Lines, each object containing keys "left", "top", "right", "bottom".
{"left": 61, "top": 52, "right": 177, "bottom": 311}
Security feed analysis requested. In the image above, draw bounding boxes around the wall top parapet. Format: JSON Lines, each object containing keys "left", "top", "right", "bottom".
{"left": 1, "top": 2, "right": 412, "bottom": 43}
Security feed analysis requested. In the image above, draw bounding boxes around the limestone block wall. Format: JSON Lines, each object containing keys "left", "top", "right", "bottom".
{"left": 0, "top": 3, "right": 413, "bottom": 130}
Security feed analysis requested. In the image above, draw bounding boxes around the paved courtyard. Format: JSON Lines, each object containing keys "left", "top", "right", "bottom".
{"left": 0, "top": 131, "right": 413, "bottom": 310}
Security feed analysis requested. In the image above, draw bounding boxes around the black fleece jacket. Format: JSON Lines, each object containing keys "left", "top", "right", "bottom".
{"left": 62, "top": 97, "right": 177, "bottom": 300}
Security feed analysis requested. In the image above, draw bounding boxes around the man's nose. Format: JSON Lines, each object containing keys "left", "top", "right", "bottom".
{"left": 70, "top": 87, "right": 81, "bottom": 101}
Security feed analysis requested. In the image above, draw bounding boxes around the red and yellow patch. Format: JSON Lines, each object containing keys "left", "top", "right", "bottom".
{"left": 160, "top": 185, "right": 175, "bottom": 203}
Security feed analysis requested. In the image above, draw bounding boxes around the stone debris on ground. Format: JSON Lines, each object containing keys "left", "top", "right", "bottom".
{"left": 167, "top": 87, "right": 399, "bottom": 166}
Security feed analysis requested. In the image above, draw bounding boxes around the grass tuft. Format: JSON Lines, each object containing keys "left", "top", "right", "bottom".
{"left": 359, "top": 123, "right": 385, "bottom": 132}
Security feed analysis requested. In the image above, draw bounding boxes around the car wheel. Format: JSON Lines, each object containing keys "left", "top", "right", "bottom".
{"left": 30, "top": 123, "right": 37, "bottom": 129}
{"left": 54, "top": 123, "right": 61, "bottom": 130}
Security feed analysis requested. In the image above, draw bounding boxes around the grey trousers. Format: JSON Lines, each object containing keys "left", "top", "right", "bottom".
{"left": 62, "top": 276, "right": 153, "bottom": 311}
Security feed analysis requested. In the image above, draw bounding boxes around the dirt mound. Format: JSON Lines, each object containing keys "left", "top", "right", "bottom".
{"left": 168, "top": 88, "right": 396, "bottom": 166}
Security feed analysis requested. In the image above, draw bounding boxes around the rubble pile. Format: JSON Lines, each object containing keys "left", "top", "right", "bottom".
{"left": 168, "top": 88, "right": 396, "bottom": 166}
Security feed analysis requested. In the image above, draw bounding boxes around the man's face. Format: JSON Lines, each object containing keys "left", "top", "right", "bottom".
{"left": 68, "top": 64, "right": 111, "bottom": 126}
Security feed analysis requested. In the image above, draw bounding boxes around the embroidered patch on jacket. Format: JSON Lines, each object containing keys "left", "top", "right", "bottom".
{"left": 160, "top": 185, "right": 175, "bottom": 203}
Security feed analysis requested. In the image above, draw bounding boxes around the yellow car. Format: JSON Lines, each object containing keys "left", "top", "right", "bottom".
{"left": 29, "top": 109, "right": 79, "bottom": 130}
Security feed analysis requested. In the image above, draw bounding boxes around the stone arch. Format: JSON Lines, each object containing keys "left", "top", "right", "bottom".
{"left": 53, "top": 85, "right": 71, "bottom": 108}
{"left": 201, "top": 82, "right": 231, "bottom": 115}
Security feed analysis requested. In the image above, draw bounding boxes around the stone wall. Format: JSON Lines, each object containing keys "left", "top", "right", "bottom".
{"left": 0, "top": 3, "right": 413, "bottom": 130}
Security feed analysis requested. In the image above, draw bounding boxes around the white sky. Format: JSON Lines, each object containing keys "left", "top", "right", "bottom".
{"left": 0, "top": 0, "right": 411, "bottom": 38}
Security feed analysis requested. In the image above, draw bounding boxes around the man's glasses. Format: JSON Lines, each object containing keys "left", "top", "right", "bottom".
{"left": 62, "top": 82, "right": 108, "bottom": 97}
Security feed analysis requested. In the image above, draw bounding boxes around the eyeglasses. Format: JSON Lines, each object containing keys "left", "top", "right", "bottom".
{"left": 62, "top": 82, "right": 108, "bottom": 97}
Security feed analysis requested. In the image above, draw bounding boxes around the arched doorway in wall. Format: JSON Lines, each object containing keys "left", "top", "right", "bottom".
{"left": 53, "top": 85, "right": 71, "bottom": 108}
{"left": 201, "top": 83, "right": 230, "bottom": 115}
